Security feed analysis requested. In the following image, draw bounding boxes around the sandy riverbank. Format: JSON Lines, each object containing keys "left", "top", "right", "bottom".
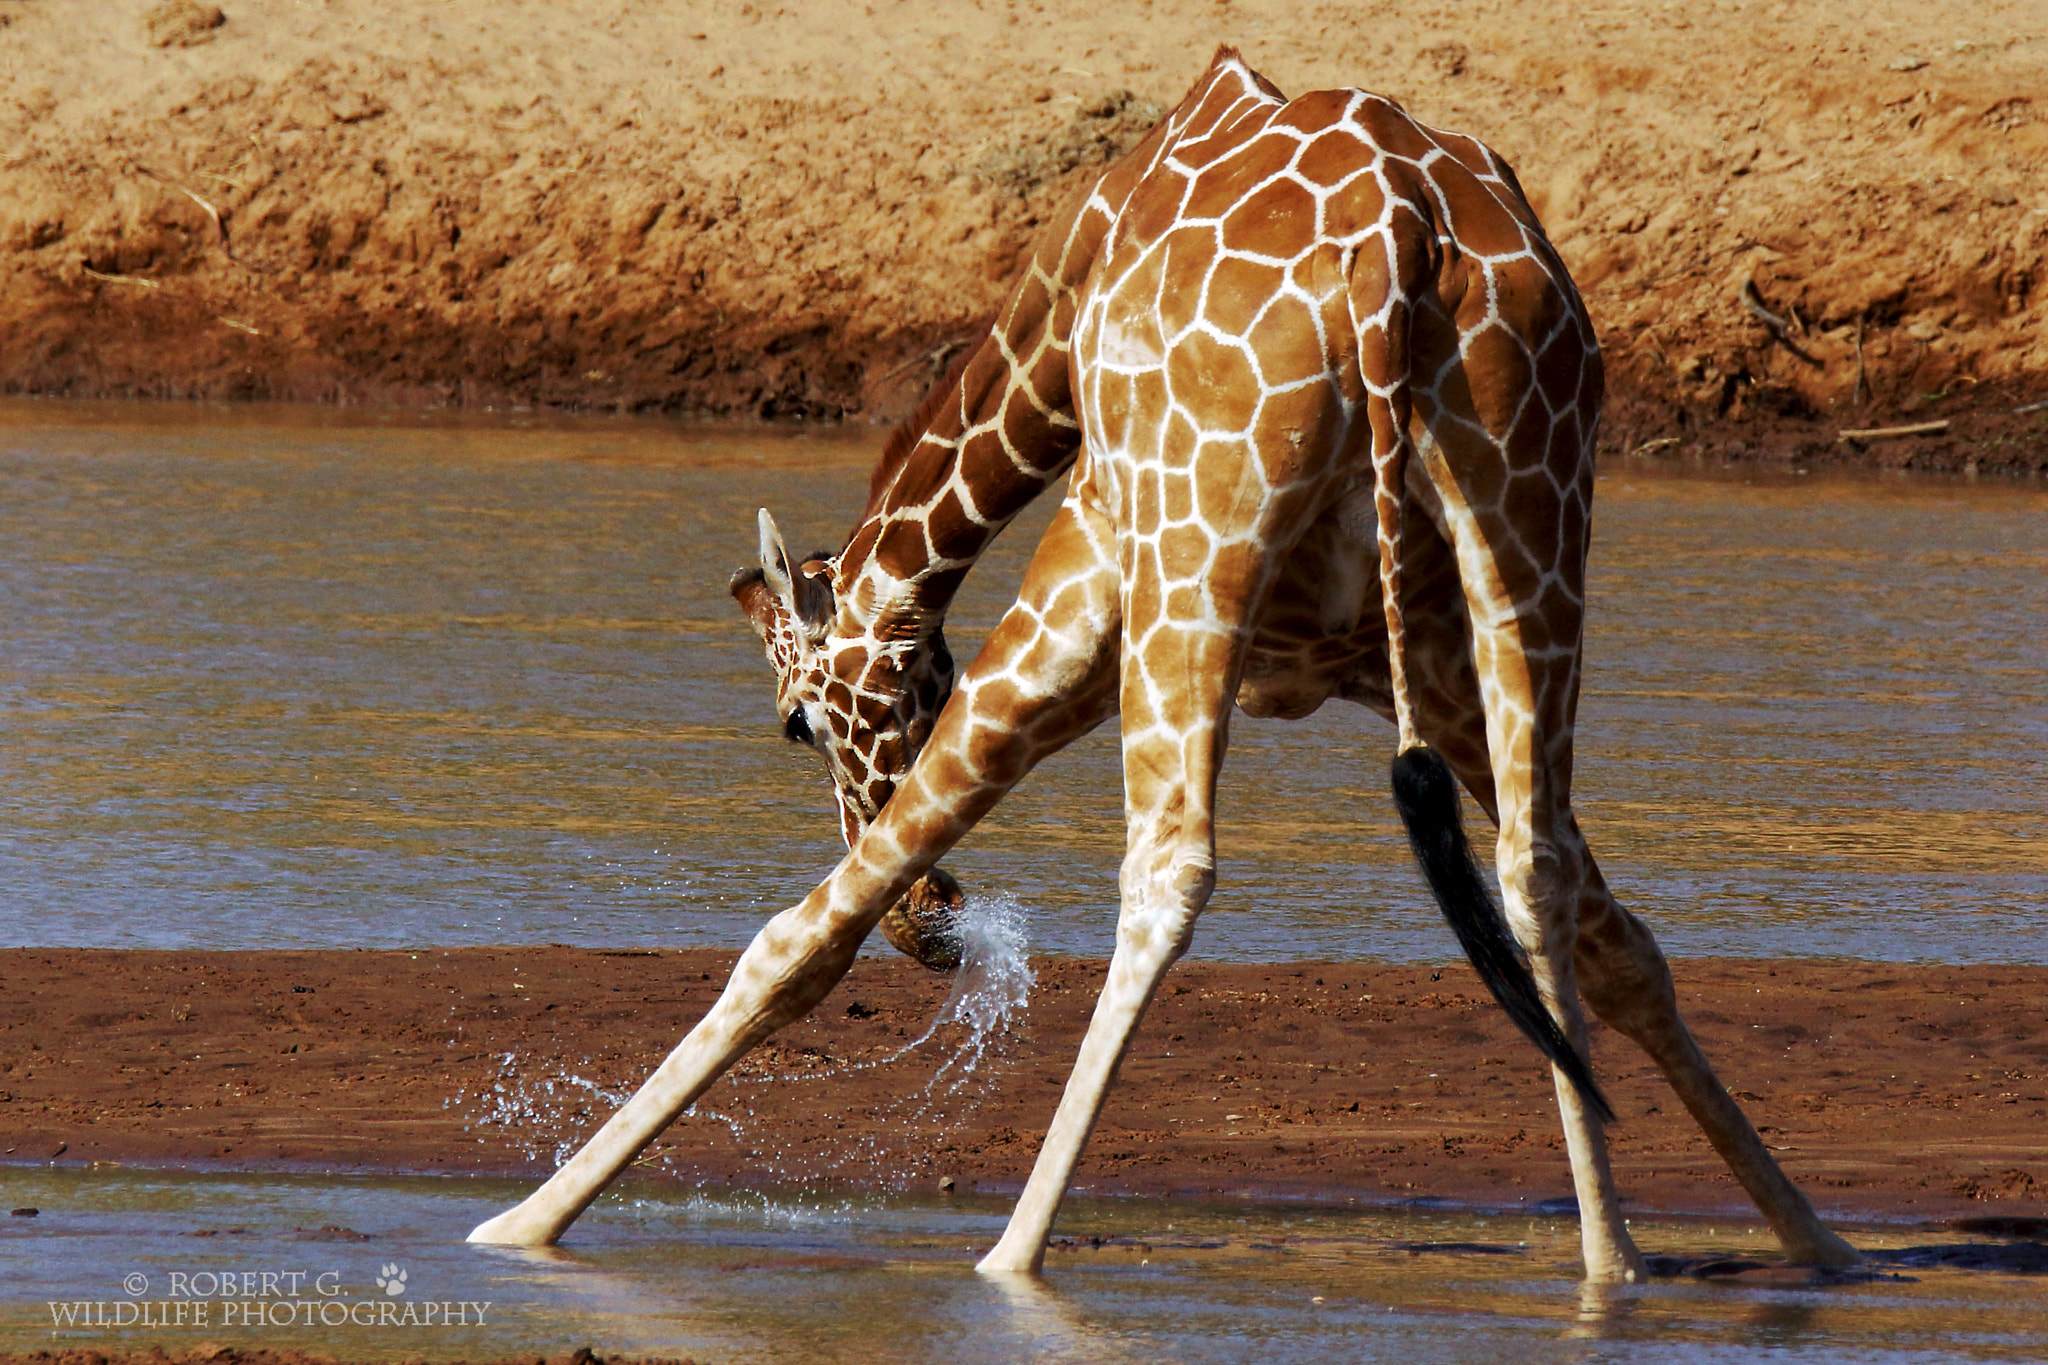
{"left": 4, "top": 947, "right": 2045, "bottom": 1229}
{"left": 3, "top": 1, "right": 2045, "bottom": 472}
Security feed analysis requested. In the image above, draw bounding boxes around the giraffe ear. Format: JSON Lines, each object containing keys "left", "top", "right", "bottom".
{"left": 756, "top": 509, "right": 834, "bottom": 636}
{"left": 730, "top": 567, "right": 777, "bottom": 642}
{"left": 757, "top": 508, "right": 797, "bottom": 600}
{"left": 793, "top": 557, "right": 836, "bottom": 634}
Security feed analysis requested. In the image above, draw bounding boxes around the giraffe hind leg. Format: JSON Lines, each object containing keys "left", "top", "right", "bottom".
{"left": 1390, "top": 744, "right": 1612, "bottom": 1122}
{"left": 1569, "top": 855, "right": 1861, "bottom": 1266}
{"left": 1399, "top": 616, "right": 1855, "bottom": 1270}
{"left": 1417, "top": 463, "right": 1643, "bottom": 1278}
{"left": 1347, "top": 184, "right": 1617, "bottom": 1192}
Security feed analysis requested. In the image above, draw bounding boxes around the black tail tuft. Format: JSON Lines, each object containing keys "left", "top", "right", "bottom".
{"left": 1390, "top": 745, "right": 1615, "bottom": 1125}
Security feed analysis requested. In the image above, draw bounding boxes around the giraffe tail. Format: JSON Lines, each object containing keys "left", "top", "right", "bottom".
{"left": 1351, "top": 229, "right": 1614, "bottom": 1125}
{"left": 1389, "top": 746, "right": 1616, "bottom": 1125}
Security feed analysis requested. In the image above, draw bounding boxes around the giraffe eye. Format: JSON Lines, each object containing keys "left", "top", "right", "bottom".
{"left": 783, "top": 708, "right": 814, "bottom": 747}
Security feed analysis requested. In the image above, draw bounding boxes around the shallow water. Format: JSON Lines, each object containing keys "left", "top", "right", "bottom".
{"left": 3, "top": 1167, "right": 2046, "bottom": 1363}
{"left": 0, "top": 399, "right": 2041, "bottom": 961}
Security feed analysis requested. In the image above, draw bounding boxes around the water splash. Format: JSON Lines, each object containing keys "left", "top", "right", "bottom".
{"left": 448, "top": 892, "right": 1039, "bottom": 1187}
{"left": 898, "top": 891, "right": 1035, "bottom": 1082}
{"left": 446, "top": 1053, "right": 640, "bottom": 1165}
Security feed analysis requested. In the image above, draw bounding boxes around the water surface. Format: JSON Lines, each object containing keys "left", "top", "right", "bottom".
{"left": 4, "top": 1168, "right": 2045, "bottom": 1363}
{"left": 0, "top": 401, "right": 2040, "bottom": 961}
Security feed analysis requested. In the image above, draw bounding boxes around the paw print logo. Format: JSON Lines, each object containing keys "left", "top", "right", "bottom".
{"left": 374, "top": 1264, "right": 408, "bottom": 1296}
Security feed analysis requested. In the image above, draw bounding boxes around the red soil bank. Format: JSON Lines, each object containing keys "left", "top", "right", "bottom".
{"left": 3, "top": 1, "right": 2045, "bottom": 472}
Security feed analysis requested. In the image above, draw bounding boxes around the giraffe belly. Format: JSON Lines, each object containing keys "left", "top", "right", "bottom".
{"left": 1236, "top": 519, "right": 1391, "bottom": 720}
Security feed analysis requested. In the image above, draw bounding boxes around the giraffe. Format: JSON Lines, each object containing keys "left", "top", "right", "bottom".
{"left": 469, "top": 50, "right": 1860, "bottom": 1282}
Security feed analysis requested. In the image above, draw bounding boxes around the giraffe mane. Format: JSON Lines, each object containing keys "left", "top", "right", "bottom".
{"left": 842, "top": 47, "right": 1267, "bottom": 556}
{"left": 855, "top": 317, "right": 999, "bottom": 536}
{"left": 1204, "top": 44, "right": 1287, "bottom": 103}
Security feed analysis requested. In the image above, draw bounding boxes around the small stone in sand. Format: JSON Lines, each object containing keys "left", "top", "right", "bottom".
{"left": 145, "top": 0, "right": 225, "bottom": 48}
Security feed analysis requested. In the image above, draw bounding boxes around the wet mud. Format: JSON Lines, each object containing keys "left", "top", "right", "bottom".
{"left": 4, "top": 948, "right": 2045, "bottom": 1231}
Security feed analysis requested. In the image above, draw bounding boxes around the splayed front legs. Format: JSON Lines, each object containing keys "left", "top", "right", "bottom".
{"left": 467, "top": 874, "right": 901, "bottom": 1245}
{"left": 469, "top": 501, "right": 1124, "bottom": 1248}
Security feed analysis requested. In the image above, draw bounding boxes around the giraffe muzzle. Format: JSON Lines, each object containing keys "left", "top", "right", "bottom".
{"left": 878, "top": 865, "right": 966, "bottom": 971}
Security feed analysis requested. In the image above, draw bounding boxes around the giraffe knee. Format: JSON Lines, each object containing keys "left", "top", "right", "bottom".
{"left": 1574, "top": 900, "right": 1680, "bottom": 1033}
{"left": 1115, "top": 850, "right": 1213, "bottom": 962}
{"left": 1497, "top": 841, "right": 1584, "bottom": 965}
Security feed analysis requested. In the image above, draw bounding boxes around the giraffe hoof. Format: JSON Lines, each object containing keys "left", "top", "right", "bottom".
{"left": 1792, "top": 1228, "right": 1863, "bottom": 1267}
{"left": 880, "top": 865, "right": 965, "bottom": 971}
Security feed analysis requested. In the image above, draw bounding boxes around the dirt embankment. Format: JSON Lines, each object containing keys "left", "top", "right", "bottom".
{"left": 3, "top": 1, "right": 2046, "bottom": 471}
{"left": 5, "top": 947, "right": 2047, "bottom": 1228}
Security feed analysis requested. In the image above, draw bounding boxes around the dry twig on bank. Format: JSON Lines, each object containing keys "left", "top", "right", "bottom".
{"left": 1741, "top": 278, "right": 1824, "bottom": 368}
{"left": 1852, "top": 316, "right": 1869, "bottom": 407}
{"left": 135, "top": 164, "right": 247, "bottom": 266}
{"left": 80, "top": 266, "right": 160, "bottom": 289}
{"left": 1837, "top": 420, "right": 1950, "bottom": 443}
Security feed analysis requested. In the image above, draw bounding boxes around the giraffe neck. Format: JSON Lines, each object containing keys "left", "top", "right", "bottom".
{"left": 826, "top": 49, "right": 1281, "bottom": 649}
{"left": 833, "top": 337, "right": 1081, "bottom": 643}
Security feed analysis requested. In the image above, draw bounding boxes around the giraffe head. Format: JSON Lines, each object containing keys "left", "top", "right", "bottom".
{"left": 731, "top": 507, "right": 964, "bottom": 970}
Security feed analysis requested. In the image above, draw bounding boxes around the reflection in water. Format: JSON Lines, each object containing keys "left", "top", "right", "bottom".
{"left": 6, "top": 1166, "right": 2047, "bottom": 1363}
{"left": 1746, "top": 1294, "right": 1826, "bottom": 1346}
{"left": 0, "top": 401, "right": 2042, "bottom": 962}
{"left": 1566, "top": 1279, "right": 1638, "bottom": 1340}
{"left": 980, "top": 1270, "right": 1118, "bottom": 1365}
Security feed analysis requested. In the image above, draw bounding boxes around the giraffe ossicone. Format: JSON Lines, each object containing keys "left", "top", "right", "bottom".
{"left": 469, "top": 48, "right": 1859, "bottom": 1284}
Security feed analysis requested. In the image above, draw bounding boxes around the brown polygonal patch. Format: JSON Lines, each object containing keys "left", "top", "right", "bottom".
{"left": 1201, "top": 254, "right": 1288, "bottom": 338}
{"left": 1165, "top": 330, "right": 1258, "bottom": 433}
{"left": 1294, "top": 128, "right": 1378, "bottom": 193}
{"left": 873, "top": 518, "right": 935, "bottom": 581}
{"left": 1219, "top": 174, "right": 1320, "bottom": 260}
{"left": 1160, "top": 413, "right": 1200, "bottom": 476}
{"left": 1206, "top": 539, "right": 1263, "bottom": 606}
{"left": 1165, "top": 584, "right": 1208, "bottom": 622}
{"left": 1434, "top": 174, "right": 1532, "bottom": 260}
{"left": 1500, "top": 394, "right": 1553, "bottom": 476}
{"left": 924, "top": 487, "right": 979, "bottom": 558}
{"left": 1442, "top": 422, "right": 1510, "bottom": 508}
{"left": 1456, "top": 323, "right": 1535, "bottom": 435}
{"left": 1157, "top": 522, "right": 1215, "bottom": 581}
{"left": 1271, "top": 90, "right": 1357, "bottom": 140}
{"left": 1352, "top": 98, "right": 1436, "bottom": 162}
{"left": 1183, "top": 139, "right": 1284, "bottom": 221}
{"left": 1544, "top": 412, "right": 1587, "bottom": 479}
{"left": 1153, "top": 230, "right": 1210, "bottom": 340}
{"left": 1535, "top": 326, "right": 1592, "bottom": 415}
{"left": 1505, "top": 467, "right": 1565, "bottom": 561}
{"left": 1242, "top": 291, "right": 1327, "bottom": 390}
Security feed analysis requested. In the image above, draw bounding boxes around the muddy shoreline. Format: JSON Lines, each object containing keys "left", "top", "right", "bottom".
{"left": 4, "top": 2, "right": 2046, "bottom": 473}
{"left": 4, "top": 947, "right": 2044, "bottom": 1230}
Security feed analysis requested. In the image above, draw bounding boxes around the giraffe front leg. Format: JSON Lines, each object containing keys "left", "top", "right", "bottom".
{"left": 1569, "top": 853, "right": 1860, "bottom": 1267}
{"left": 466, "top": 870, "right": 902, "bottom": 1246}
{"left": 470, "top": 499, "right": 1124, "bottom": 1247}
{"left": 976, "top": 849, "right": 1213, "bottom": 1275}
{"left": 979, "top": 614, "right": 1239, "bottom": 1275}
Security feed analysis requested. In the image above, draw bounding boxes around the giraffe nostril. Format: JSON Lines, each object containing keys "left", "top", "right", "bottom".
{"left": 783, "top": 708, "right": 814, "bottom": 746}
